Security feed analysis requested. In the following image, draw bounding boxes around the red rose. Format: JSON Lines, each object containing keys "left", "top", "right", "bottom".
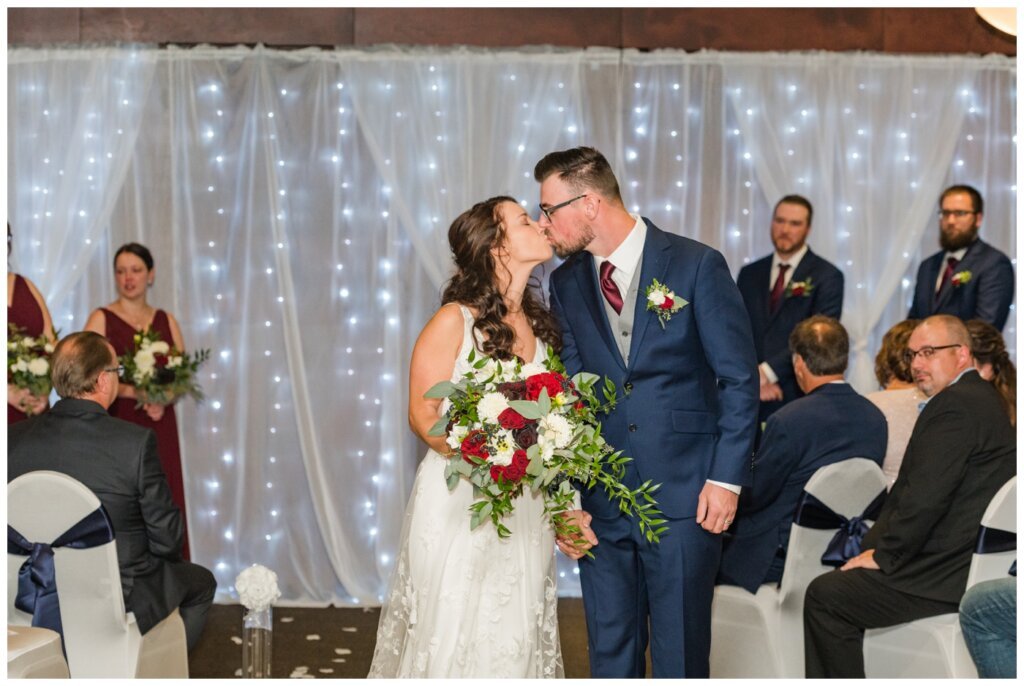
{"left": 154, "top": 353, "right": 169, "bottom": 368}
{"left": 460, "top": 430, "right": 489, "bottom": 463}
{"left": 791, "top": 286, "right": 805, "bottom": 297}
{"left": 497, "top": 407, "right": 527, "bottom": 430}
{"left": 526, "top": 372, "right": 566, "bottom": 401}
{"left": 497, "top": 380, "right": 528, "bottom": 401}
{"left": 512, "top": 422, "right": 538, "bottom": 448}
{"left": 659, "top": 297, "right": 673, "bottom": 310}
{"left": 491, "top": 449, "right": 529, "bottom": 483}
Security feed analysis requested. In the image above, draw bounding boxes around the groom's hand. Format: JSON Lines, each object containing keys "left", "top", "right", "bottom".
{"left": 556, "top": 509, "right": 598, "bottom": 560}
{"left": 696, "top": 482, "right": 738, "bottom": 534}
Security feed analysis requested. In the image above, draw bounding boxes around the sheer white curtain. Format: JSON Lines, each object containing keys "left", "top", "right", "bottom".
{"left": 7, "top": 45, "right": 1014, "bottom": 605}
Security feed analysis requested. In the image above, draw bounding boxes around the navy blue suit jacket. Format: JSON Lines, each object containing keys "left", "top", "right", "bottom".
{"left": 736, "top": 249, "right": 844, "bottom": 421}
{"left": 549, "top": 220, "right": 759, "bottom": 520}
{"left": 907, "top": 239, "right": 1014, "bottom": 331}
{"left": 717, "top": 383, "right": 887, "bottom": 593}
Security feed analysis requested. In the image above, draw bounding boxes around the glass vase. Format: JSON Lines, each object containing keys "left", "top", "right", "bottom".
{"left": 242, "top": 606, "right": 273, "bottom": 678}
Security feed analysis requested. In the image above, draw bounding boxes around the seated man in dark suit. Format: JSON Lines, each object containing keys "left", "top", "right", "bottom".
{"left": 717, "top": 315, "right": 887, "bottom": 592}
{"left": 736, "top": 195, "right": 844, "bottom": 427}
{"left": 9, "top": 331, "right": 216, "bottom": 652}
{"left": 907, "top": 184, "right": 1014, "bottom": 331}
{"left": 803, "top": 315, "right": 1016, "bottom": 677}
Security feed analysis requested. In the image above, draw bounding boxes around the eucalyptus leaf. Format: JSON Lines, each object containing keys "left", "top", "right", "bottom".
{"left": 424, "top": 380, "right": 457, "bottom": 399}
{"left": 427, "top": 415, "right": 449, "bottom": 437}
{"left": 507, "top": 400, "right": 544, "bottom": 420}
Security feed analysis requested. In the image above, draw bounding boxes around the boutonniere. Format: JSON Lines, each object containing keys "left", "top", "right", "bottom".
{"left": 645, "top": 279, "right": 688, "bottom": 329}
{"left": 951, "top": 270, "right": 972, "bottom": 287}
{"left": 785, "top": 277, "right": 814, "bottom": 299}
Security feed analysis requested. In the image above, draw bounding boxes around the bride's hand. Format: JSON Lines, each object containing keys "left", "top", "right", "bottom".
{"left": 556, "top": 509, "right": 598, "bottom": 560}
{"left": 143, "top": 402, "right": 166, "bottom": 422}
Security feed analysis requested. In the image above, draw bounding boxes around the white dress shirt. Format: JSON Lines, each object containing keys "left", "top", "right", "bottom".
{"left": 761, "top": 243, "right": 810, "bottom": 384}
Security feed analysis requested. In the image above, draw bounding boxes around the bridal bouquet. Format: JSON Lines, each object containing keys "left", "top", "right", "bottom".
{"left": 7, "top": 323, "right": 56, "bottom": 406}
{"left": 427, "top": 347, "right": 667, "bottom": 546}
{"left": 120, "top": 328, "right": 210, "bottom": 407}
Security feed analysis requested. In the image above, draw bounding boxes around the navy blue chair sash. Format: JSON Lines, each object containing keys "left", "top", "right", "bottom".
{"left": 973, "top": 525, "right": 1017, "bottom": 577}
{"left": 8, "top": 507, "right": 115, "bottom": 654}
{"left": 792, "top": 489, "right": 887, "bottom": 567}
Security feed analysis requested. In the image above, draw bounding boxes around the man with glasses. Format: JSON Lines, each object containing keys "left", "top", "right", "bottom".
{"left": 907, "top": 185, "right": 1014, "bottom": 331}
{"left": 535, "top": 146, "right": 759, "bottom": 677}
{"left": 9, "top": 331, "right": 216, "bottom": 653}
{"left": 803, "top": 315, "right": 1015, "bottom": 677}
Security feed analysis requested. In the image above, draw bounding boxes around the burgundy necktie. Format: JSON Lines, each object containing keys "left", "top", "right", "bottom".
{"left": 599, "top": 260, "right": 623, "bottom": 315}
{"left": 937, "top": 256, "right": 960, "bottom": 296}
{"left": 769, "top": 263, "right": 790, "bottom": 314}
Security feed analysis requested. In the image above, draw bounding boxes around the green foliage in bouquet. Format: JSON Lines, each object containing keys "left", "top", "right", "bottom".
{"left": 7, "top": 323, "right": 56, "bottom": 401}
{"left": 120, "top": 327, "right": 211, "bottom": 408}
{"left": 426, "top": 345, "right": 667, "bottom": 551}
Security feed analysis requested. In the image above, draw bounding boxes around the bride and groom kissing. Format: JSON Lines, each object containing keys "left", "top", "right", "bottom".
{"left": 369, "top": 147, "right": 759, "bottom": 678}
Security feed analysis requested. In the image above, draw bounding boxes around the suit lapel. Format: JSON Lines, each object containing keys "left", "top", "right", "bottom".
{"left": 626, "top": 221, "right": 671, "bottom": 367}
{"left": 935, "top": 241, "right": 982, "bottom": 308}
{"left": 571, "top": 252, "right": 623, "bottom": 369}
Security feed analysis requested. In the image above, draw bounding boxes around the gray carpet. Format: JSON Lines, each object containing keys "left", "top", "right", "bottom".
{"left": 189, "top": 599, "right": 591, "bottom": 678}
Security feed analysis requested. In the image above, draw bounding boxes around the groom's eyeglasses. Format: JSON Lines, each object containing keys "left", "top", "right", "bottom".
{"left": 539, "top": 193, "right": 586, "bottom": 221}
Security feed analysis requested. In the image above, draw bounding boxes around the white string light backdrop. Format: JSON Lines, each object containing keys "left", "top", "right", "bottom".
{"left": 7, "top": 45, "right": 1014, "bottom": 604}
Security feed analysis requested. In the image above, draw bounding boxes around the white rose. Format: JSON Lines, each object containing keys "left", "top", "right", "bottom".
{"left": 135, "top": 349, "right": 156, "bottom": 372}
{"left": 647, "top": 290, "right": 667, "bottom": 307}
{"left": 446, "top": 424, "right": 469, "bottom": 450}
{"left": 21, "top": 337, "right": 36, "bottom": 348}
{"left": 27, "top": 358, "right": 49, "bottom": 377}
{"left": 13, "top": 359, "right": 29, "bottom": 373}
{"left": 477, "top": 392, "right": 510, "bottom": 424}
{"left": 235, "top": 564, "right": 281, "bottom": 611}
{"left": 539, "top": 413, "right": 573, "bottom": 449}
{"left": 8, "top": 341, "right": 17, "bottom": 351}
{"left": 520, "top": 362, "right": 546, "bottom": 378}
{"left": 44, "top": 342, "right": 55, "bottom": 354}
{"left": 166, "top": 356, "right": 183, "bottom": 369}
{"left": 149, "top": 341, "right": 170, "bottom": 355}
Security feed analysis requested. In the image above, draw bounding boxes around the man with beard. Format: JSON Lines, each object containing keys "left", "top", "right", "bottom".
{"left": 537, "top": 146, "right": 759, "bottom": 677}
{"left": 736, "top": 195, "right": 844, "bottom": 426}
{"left": 907, "top": 185, "right": 1014, "bottom": 331}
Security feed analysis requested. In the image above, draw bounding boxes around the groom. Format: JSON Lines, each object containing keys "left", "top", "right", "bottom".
{"left": 537, "top": 147, "right": 759, "bottom": 677}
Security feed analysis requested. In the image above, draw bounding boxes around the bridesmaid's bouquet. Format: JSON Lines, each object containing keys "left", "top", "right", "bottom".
{"left": 7, "top": 323, "right": 56, "bottom": 408}
{"left": 427, "top": 346, "right": 667, "bottom": 546}
{"left": 120, "top": 328, "right": 210, "bottom": 407}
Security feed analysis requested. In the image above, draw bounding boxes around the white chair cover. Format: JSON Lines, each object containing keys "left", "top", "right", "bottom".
{"left": 7, "top": 626, "right": 70, "bottom": 678}
{"left": 7, "top": 471, "right": 189, "bottom": 678}
{"left": 710, "top": 458, "right": 887, "bottom": 678}
{"left": 864, "top": 476, "right": 1017, "bottom": 678}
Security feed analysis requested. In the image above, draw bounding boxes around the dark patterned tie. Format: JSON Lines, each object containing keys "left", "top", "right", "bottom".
{"left": 936, "top": 255, "right": 960, "bottom": 297}
{"left": 769, "top": 263, "right": 790, "bottom": 314}
{"left": 599, "top": 260, "right": 623, "bottom": 315}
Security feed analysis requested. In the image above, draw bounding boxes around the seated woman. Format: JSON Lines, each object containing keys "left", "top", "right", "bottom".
{"left": 866, "top": 319, "right": 925, "bottom": 489}
{"left": 966, "top": 319, "right": 1015, "bottom": 426}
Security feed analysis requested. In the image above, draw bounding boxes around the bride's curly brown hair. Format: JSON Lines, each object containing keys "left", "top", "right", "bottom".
{"left": 441, "top": 196, "right": 562, "bottom": 361}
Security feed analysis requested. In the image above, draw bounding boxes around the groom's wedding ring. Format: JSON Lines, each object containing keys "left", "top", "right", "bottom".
{"left": 724, "top": 519, "right": 733, "bottom": 524}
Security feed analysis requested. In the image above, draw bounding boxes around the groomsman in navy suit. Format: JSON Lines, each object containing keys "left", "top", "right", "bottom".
{"left": 537, "top": 147, "right": 759, "bottom": 678}
{"left": 908, "top": 185, "right": 1014, "bottom": 331}
{"left": 736, "top": 195, "right": 844, "bottom": 427}
{"left": 717, "top": 316, "right": 887, "bottom": 593}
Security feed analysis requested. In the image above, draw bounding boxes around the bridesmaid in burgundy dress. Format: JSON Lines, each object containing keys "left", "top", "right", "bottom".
{"left": 84, "top": 243, "right": 192, "bottom": 560}
{"left": 8, "top": 224, "right": 56, "bottom": 423}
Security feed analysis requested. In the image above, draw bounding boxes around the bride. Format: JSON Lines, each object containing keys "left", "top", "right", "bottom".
{"left": 368, "top": 196, "right": 591, "bottom": 678}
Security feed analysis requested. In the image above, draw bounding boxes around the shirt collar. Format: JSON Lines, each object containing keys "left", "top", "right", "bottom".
{"left": 917, "top": 366, "right": 976, "bottom": 411}
{"left": 597, "top": 214, "right": 646, "bottom": 278}
{"left": 945, "top": 247, "right": 969, "bottom": 262}
{"left": 774, "top": 243, "right": 809, "bottom": 271}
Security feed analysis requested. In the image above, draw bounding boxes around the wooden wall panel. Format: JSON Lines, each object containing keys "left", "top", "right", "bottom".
{"left": 354, "top": 8, "right": 622, "bottom": 48}
{"left": 622, "top": 8, "right": 883, "bottom": 52}
{"left": 7, "top": 7, "right": 1016, "bottom": 55}
{"left": 77, "top": 8, "right": 354, "bottom": 47}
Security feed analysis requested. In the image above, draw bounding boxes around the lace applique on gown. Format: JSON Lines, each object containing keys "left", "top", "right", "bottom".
{"left": 368, "top": 305, "right": 563, "bottom": 678}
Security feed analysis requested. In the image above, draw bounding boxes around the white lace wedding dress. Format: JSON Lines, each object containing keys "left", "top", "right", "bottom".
{"left": 368, "top": 305, "right": 563, "bottom": 678}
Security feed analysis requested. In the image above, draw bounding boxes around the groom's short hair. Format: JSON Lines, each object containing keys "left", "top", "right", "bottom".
{"left": 534, "top": 147, "right": 623, "bottom": 205}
